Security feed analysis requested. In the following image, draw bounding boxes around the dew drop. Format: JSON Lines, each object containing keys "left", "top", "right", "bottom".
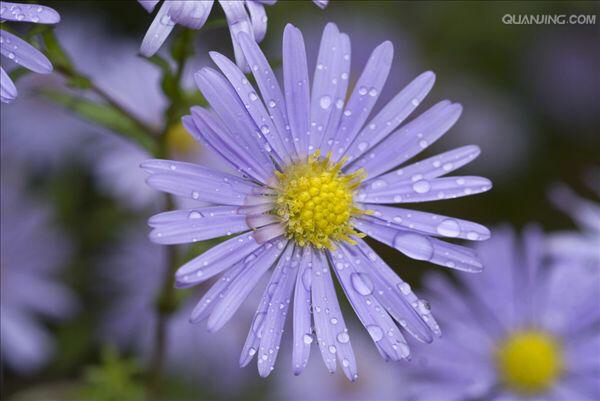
{"left": 249, "top": 92, "right": 258, "bottom": 101}
{"left": 412, "top": 180, "right": 431, "bottom": 194}
{"left": 319, "top": 95, "right": 331, "bottom": 109}
{"left": 366, "top": 325, "right": 383, "bottom": 341}
{"left": 342, "top": 358, "right": 350, "bottom": 367}
{"left": 371, "top": 179, "right": 387, "bottom": 190}
{"left": 358, "top": 142, "right": 369, "bottom": 152}
{"left": 419, "top": 140, "right": 428, "bottom": 149}
{"left": 443, "top": 162, "right": 454, "bottom": 171}
{"left": 191, "top": 191, "right": 200, "bottom": 200}
{"left": 268, "top": 100, "right": 276, "bottom": 108}
{"left": 302, "top": 269, "right": 312, "bottom": 290}
{"left": 398, "top": 282, "right": 411, "bottom": 295}
{"left": 260, "top": 125, "right": 270, "bottom": 135}
{"left": 393, "top": 233, "right": 434, "bottom": 261}
{"left": 350, "top": 273, "right": 374, "bottom": 296}
{"left": 335, "top": 99, "right": 344, "bottom": 109}
{"left": 188, "top": 211, "right": 202, "bottom": 219}
{"left": 303, "top": 334, "right": 313, "bottom": 344}
{"left": 328, "top": 345, "right": 337, "bottom": 354}
{"left": 411, "top": 98, "right": 420, "bottom": 106}
{"left": 341, "top": 72, "right": 349, "bottom": 80}
{"left": 368, "top": 88, "right": 378, "bottom": 97}
{"left": 466, "top": 231, "right": 479, "bottom": 240}
{"left": 337, "top": 332, "right": 350, "bottom": 343}
{"left": 358, "top": 86, "right": 368, "bottom": 96}
{"left": 436, "top": 219, "right": 460, "bottom": 237}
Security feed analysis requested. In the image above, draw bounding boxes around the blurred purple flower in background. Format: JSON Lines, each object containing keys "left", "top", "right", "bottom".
{"left": 138, "top": 0, "right": 327, "bottom": 70}
{"left": 98, "top": 226, "right": 254, "bottom": 395}
{"left": 406, "top": 227, "right": 600, "bottom": 401}
{"left": 143, "top": 22, "right": 491, "bottom": 379}
{"left": 548, "top": 179, "right": 600, "bottom": 266}
{"left": 0, "top": 2, "right": 59, "bottom": 103}
{"left": 0, "top": 171, "right": 77, "bottom": 374}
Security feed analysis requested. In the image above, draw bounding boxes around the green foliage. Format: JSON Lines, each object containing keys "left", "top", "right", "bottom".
{"left": 40, "top": 89, "right": 158, "bottom": 154}
{"left": 80, "top": 347, "right": 144, "bottom": 401}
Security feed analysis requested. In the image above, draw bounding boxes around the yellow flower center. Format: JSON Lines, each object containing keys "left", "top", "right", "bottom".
{"left": 274, "top": 151, "right": 369, "bottom": 249}
{"left": 166, "top": 123, "right": 201, "bottom": 155}
{"left": 496, "top": 330, "right": 563, "bottom": 395}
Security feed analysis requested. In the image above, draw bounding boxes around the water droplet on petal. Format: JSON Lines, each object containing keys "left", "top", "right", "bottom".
{"left": 188, "top": 211, "right": 202, "bottom": 219}
{"left": 366, "top": 325, "right": 383, "bottom": 341}
{"left": 303, "top": 334, "right": 313, "bottom": 344}
{"left": 337, "top": 332, "right": 350, "bottom": 343}
{"left": 351, "top": 273, "right": 374, "bottom": 296}
{"left": 319, "top": 95, "right": 331, "bottom": 109}
{"left": 412, "top": 180, "right": 431, "bottom": 194}
{"left": 398, "top": 282, "right": 411, "bottom": 295}
{"left": 436, "top": 219, "right": 460, "bottom": 237}
{"left": 393, "top": 233, "right": 434, "bottom": 261}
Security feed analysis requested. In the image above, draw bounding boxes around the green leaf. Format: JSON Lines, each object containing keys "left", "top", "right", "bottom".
{"left": 8, "top": 67, "right": 32, "bottom": 83}
{"left": 42, "top": 30, "right": 75, "bottom": 72}
{"left": 41, "top": 89, "right": 158, "bottom": 154}
{"left": 80, "top": 346, "right": 144, "bottom": 401}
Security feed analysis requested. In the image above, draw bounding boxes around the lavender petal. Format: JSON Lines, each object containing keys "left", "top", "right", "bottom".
{"left": 311, "top": 249, "right": 358, "bottom": 380}
{"left": 363, "top": 204, "right": 490, "bottom": 241}
{"left": 140, "top": 2, "right": 175, "bottom": 57}
{"left": 283, "top": 24, "right": 311, "bottom": 158}
{"left": 175, "top": 232, "right": 261, "bottom": 287}
{"left": 207, "top": 239, "right": 286, "bottom": 332}
{"left": 353, "top": 218, "right": 484, "bottom": 272}
{"left": 343, "top": 71, "right": 436, "bottom": 163}
{"left": 0, "top": 30, "right": 52, "bottom": 73}
{"left": 357, "top": 175, "right": 492, "bottom": 204}
{"left": 348, "top": 101, "right": 462, "bottom": 178}
{"left": 292, "top": 247, "right": 313, "bottom": 375}
{"left": 331, "top": 40, "right": 394, "bottom": 161}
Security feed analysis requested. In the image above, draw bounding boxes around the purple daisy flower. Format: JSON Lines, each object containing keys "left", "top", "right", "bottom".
{"left": 406, "top": 227, "right": 600, "bottom": 401}
{"left": 0, "top": 2, "right": 60, "bottom": 103}
{"left": 138, "top": 0, "right": 327, "bottom": 70}
{"left": 143, "top": 22, "right": 491, "bottom": 380}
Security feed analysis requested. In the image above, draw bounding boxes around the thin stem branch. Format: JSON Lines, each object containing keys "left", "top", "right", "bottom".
{"left": 145, "top": 28, "right": 194, "bottom": 401}
{"left": 54, "top": 65, "right": 160, "bottom": 139}
{"left": 146, "top": 194, "right": 178, "bottom": 401}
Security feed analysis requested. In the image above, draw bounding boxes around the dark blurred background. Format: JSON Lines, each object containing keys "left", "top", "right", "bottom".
{"left": 1, "top": 1, "right": 598, "bottom": 400}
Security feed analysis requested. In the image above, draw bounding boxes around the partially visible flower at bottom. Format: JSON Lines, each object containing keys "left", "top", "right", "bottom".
{"left": 143, "top": 22, "right": 491, "bottom": 380}
{"left": 0, "top": 175, "right": 77, "bottom": 374}
{"left": 405, "top": 227, "right": 600, "bottom": 401}
{"left": 0, "top": 2, "right": 60, "bottom": 103}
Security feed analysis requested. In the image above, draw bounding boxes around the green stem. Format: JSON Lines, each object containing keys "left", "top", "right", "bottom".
{"left": 146, "top": 195, "right": 178, "bottom": 401}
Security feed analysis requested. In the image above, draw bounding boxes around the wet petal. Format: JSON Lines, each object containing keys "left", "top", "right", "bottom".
{"left": 0, "top": 30, "right": 52, "bottom": 73}
{"left": 140, "top": 1, "right": 175, "bottom": 57}
{"left": 283, "top": 24, "right": 311, "bottom": 158}
{"left": 353, "top": 218, "right": 484, "bottom": 272}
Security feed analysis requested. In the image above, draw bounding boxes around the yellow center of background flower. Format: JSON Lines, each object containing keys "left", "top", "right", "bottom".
{"left": 274, "top": 151, "right": 369, "bottom": 249}
{"left": 166, "top": 123, "right": 201, "bottom": 155}
{"left": 496, "top": 330, "right": 563, "bottom": 395}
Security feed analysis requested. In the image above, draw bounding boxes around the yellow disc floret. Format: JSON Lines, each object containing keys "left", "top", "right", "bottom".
{"left": 167, "top": 122, "right": 201, "bottom": 155}
{"left": 274, "top": 151, "right": 370, "bottom": 249}
{"left": 495, "top": 329, "right": 563, "bottom": 395}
